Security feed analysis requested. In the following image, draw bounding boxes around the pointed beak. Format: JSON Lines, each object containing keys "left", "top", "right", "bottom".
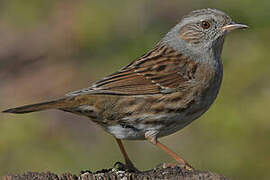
{"left": 222, "top": 23, "right": 248, "bottom": 32}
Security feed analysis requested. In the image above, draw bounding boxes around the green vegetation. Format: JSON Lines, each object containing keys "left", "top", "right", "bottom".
{"left": 0, "top": 1, "right": 269, "bottom": 179}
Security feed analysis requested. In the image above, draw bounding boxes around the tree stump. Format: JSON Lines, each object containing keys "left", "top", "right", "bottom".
{"left": 2, "top": 165, "right": 229, "bottom": 180}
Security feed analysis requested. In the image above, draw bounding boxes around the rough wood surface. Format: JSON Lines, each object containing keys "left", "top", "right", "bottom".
{"left": 2, "top": 166, "right": 229, "bottom": 180}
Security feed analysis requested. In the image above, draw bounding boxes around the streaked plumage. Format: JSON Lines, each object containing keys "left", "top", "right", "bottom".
{"left": 2, "top": 8, "right": 248, "bottom": 170}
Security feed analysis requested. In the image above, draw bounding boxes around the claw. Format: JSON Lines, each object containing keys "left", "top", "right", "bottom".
{"left": 113, "top": 161, "right": 126, "bottom": 170}
{"left": 113, "top": 161, "right": 140, "bottom": 172}
{"left": 157, "top": 162, "right": 193, "bottom": 171}
{"left": 184, "top": 164, "right": 194, "bottom": 171}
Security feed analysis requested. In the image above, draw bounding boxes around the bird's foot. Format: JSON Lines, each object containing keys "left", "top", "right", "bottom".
{"left": 156, "top": 162, "right": 194, "bottom": 171}
{"left": 114, "top": 161, "right": 140, "bottom": 173}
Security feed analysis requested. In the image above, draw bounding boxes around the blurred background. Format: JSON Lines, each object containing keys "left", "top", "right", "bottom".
{"left": 0, "top": 0, "right": 269, "bottom": 179}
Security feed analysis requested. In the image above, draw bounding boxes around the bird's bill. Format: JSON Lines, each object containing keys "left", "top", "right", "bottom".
{"left": 222, "top": 23, "right": 248, "bottom": 32}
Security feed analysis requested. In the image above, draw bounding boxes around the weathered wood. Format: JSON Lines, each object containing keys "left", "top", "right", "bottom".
{"left": 2, "top": 166, "right": 229, "bottom": 180}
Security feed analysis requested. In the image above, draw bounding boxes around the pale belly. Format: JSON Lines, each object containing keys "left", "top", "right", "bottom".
{"left": 104, "top": 110, "right": 204, "bottom": 140}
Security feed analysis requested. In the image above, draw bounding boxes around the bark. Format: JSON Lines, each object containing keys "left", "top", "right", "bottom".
{"left": 2, "top": 165, "right": 229, "bottom": 180}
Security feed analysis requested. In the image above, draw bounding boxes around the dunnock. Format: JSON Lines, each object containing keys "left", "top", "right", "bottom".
{"left": 3, "top": 9, "right": 248, "bottom": 170}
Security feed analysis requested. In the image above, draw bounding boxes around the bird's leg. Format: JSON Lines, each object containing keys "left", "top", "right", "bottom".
{"left": 114, "top": 138, "right": 139, "bottom": 172}
{"left": 145, "top": 131, "right": 193, "bottom": 170}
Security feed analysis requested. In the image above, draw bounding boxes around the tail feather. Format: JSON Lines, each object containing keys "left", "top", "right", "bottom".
{"left": 2, "top": 97, "right": 74, "bottom": 114}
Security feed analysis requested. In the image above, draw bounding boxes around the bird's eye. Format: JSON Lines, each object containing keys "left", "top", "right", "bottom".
{"left": 201, "top": 21, "right": 211, "bottom": 29}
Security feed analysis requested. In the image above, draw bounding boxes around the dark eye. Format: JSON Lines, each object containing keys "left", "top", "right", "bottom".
{"left": 201, "top": 21, "right": 211, "bottom": 29}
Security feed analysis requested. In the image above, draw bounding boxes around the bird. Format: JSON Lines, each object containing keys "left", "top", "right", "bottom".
{"left": 2, "top": 8, "right": 248, "bottom": 171}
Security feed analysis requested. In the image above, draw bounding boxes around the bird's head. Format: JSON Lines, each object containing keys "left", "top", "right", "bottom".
{"left": 162, "top": 9, "right": 248, "bottom": 60}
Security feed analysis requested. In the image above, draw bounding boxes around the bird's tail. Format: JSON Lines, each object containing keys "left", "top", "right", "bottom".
{"left": 2, "top": 96, "right": 77, "bottom": 114}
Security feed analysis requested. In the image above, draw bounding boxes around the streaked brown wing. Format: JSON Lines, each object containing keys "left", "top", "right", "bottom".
{"left": 68, "top": 44, "right": 198, "bottom": 96}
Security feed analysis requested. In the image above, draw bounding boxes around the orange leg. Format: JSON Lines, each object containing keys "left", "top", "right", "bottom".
{"left": 115, "top": 138, "right": 138, "bottom": 171}
{"left": 145, "top": 133, "right": 193, "bottom": 170}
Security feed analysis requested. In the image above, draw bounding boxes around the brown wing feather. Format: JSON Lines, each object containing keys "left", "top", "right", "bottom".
{"left": 68, "top": 44, "right": 199, "bottom": 96}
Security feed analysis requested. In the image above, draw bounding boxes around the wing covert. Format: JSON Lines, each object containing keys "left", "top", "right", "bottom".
{"left": 67, "top": 44, "right": 198, "bottom": 96}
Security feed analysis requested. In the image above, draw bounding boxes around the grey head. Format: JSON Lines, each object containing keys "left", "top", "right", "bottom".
{"left": 161, "top": 8, "right": 248, "bottom": 63}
